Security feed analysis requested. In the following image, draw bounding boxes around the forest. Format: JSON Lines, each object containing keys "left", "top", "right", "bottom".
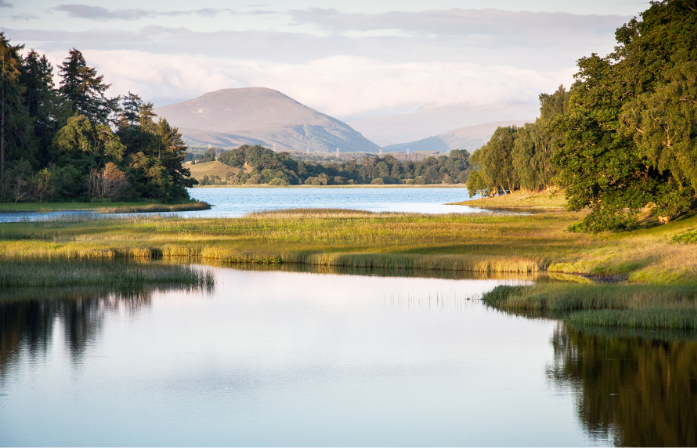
{"left": 468, "top": 0, "right": 697, "bottom": 231}
{"left": 215, "top": 145, "right": 474, "bottom": 185}
{"left": 0, "top": 38, "right": 196, "bottom": 203}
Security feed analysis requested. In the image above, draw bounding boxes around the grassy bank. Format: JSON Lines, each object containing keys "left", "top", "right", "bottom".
{"left": 0, "top": 208, "right": 696, "bottom": 283}
{"left": 0, "top": 200, "right": 211, "bottom": 214}
{"left": 453, "top": 189, "right": 567, "bottom": 210}
{"left": 482, "top": 283, "right": 697, "bottom": 329}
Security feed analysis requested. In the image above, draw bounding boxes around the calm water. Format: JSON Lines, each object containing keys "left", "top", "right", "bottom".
{"left": 2, "top": 267, "right": 694, "bottom": 446}
{"left": 0, "top": 187, "right": 484, "bottom": 222}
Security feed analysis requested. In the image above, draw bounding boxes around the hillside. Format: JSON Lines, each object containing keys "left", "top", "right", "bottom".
{"left": 383, "top": 120, "right": 531, "bottom": 153}
{"left": 154, "top": 88, "right": 380, "bottom": 153}
{"left": 348, "top": 103, "right": 539, "bottom": 147}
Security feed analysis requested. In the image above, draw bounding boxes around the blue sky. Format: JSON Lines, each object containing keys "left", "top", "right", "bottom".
{"left": 2, "top": 0, "right": 650, "bottom": 120}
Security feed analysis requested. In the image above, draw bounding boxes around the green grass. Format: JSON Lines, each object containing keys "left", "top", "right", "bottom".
{"left": 0, "top": 259, "right": 214, "bottom": 290}
{"left": 0, "top": 207, "right": 696, "bottom": 283}
{"left": 0, "top": 200, "right": 211, "bottom": 214}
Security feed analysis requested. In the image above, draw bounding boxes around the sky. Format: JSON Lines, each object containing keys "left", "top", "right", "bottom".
{"left": 2, "top": 0, "right": 650, "bottom": 121}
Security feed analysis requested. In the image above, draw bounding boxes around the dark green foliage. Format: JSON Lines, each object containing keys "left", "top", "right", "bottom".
{"left": 0, "top": 36, "right": 196, "bottom": 203}
{"left": 218, "top": 146, "right": 473, "bottom": 185}
{"left": 553, "top": 0, "right": 697, "bottom": 230}
{"left": 58, "top": 48, "right": 119, "bottom": 125}
{"left": 470, "top": 87, "right": 568, "bottom": 196}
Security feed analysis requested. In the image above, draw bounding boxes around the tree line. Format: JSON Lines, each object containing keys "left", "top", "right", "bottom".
{"left": 467, "top": 0, "right": 697, "bottom": 231}
{"left": 214, "top": 145, "right": 474, "bottom": 185}
{"left": 0, "top": 36, "right": 196, "bottom": 203}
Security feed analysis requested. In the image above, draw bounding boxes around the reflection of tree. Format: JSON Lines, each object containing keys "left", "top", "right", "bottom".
{"left": 0, "top": 290, "right": 152, "bottom": 378}
{"left": 549, "top": 323, "right": 697, "bottom": 446}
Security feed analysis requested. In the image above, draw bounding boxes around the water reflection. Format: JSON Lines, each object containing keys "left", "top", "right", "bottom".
{"left": 0, "top": 290, "right": 153, "bottom": 377}
{"left": 549, "top": 323, "right": 697, "bottom": 446}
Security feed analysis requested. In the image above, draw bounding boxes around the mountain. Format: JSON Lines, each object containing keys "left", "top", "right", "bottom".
{"left": 382, "top": 120, "right": 532, "bottom": 153}
{"left": 153, "top": 87, "right": 380, "bottom": 153}
{"left": 348, "top": 103, "right": 540, "bottom": 147}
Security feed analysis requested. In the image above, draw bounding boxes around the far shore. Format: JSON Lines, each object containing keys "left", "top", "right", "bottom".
{"left": 193, "top": 184, "right": 468, "bottom": 189}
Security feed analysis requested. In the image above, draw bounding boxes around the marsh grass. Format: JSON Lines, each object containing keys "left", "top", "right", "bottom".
{"left": 0, "top": 200, "right": 211, "bottom": 214}
{"left": 1, "top": 207, "right": 696, "bottom": 282}
{"left": 482, "top": 283, "right": 697, "bottom": 311}
{"left": 568, "top": 309, "right": 697, "bottom": 330}
{"left": 0, "top": 260, "right": 214, "bottom": 291}
{"left": 97, "top": 201, "right": 211, "bottom": 214}
{"left": 483, "top": 283, "right": 697, "bottom": 328}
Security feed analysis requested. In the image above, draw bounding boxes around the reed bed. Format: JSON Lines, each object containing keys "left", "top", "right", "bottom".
{"left": 481, "top": 284, "right": 697, "bottom": 312}
{"left": 0, "top": 260, "right": 214, "bottom": 290}
{"left": 97, "top": 201, "right": 211, "bottom": 213}
{"left": 568, "top": 309, "right": 697, "bottom": 330}
{"left": 482, "top": 283, "right": 697, "bottom": 328}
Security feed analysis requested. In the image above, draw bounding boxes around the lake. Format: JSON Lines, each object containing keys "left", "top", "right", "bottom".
{"left": 2, "top": 266, "right": 694, "bottom": 446}
{"left": 0, "top": 187, "right": 485, "bottom": 223}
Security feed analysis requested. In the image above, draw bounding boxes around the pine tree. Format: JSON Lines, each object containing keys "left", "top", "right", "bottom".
{"left": 0, "top": 33, "right": 29, "bottom": 182}
{"left": 58, "top": 48, "right": 119, "bottom": 125}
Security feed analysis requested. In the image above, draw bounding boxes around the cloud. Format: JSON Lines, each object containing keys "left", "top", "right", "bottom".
{"left": 52, "top": 4, "right": 236, "bottom": 21}
{"left": 39, "top": 49, "right": 574, "bottom": 119}
{"left": 0, "top": 0, "right": 12, "bottom": 7}
{"left": 11, "top": 14, "right": 38, "bottom": 21}
{"left": 2, "top": 22, "right": 620, "bottom": 72}
{"left": 290, "top": 8, "right": 629, "bottom": 42}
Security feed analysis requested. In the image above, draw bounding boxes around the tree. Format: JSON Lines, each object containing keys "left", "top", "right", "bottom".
{"left": 0, "top": 33, "right": 29, "bottom": 182}
{"left": 553, "top": 0, "right": 697, "bottom": 230}
{"left": 471, "top": 126, "right": 519, "bottom": 195}
{"left": 58, "top": 49, "right": 119, "bottom": 125}
{"left": 22, "top": 50, "right": 68, "bottom": 167}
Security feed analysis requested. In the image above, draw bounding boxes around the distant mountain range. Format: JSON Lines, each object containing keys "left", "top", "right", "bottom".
{"left": 153, "top": 87, "right": 380, "bottom": 153}
{"left": 154, "top": 87, "right": 539, "bottom": 155}
{"left": 347, "top": 103, "right": 539, "bottom": 147}
{"left": 382, "top": 120, "right": 532, "bottom": 153}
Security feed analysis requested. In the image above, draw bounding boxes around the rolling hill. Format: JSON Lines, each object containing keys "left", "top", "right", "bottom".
{"left": 154, "top": 87, "right": 380, "bottom": 153}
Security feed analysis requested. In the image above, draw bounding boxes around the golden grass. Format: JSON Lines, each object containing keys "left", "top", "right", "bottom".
{"left": 456, "top": 188, "right": 568, "bottom": 210}
{"left": 0, "top": 208, "right": 696, "bottom": 283}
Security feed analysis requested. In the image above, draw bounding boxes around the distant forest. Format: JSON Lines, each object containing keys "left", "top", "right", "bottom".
{"left": 466, "top": 0, "right": 697, "bottom": 231}
{"left": 0, "top": 37, "right": 196, "bottom": 203}
{"left": 206, "top": 146, "right": 473, "bottom": 186}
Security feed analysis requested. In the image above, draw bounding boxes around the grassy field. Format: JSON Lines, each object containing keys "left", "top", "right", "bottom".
{"left": 0, "top": 207, "right": 696, "bottom": 284}
{"left": 0, "top": 200, "right": 210, "bottom": 214}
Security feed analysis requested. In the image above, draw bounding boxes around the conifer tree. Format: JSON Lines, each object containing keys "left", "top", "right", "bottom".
{"left": 58, "top": 49, "right": 119, "bottom": 125}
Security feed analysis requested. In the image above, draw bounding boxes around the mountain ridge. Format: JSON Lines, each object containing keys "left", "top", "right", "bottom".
{"left": 382, "top": 120, "right": 533, "bottom": 153}
{"left": 153, "top": 87, "right": 380, "bottom": 153}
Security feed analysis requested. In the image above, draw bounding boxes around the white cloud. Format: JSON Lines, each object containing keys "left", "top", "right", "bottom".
{"left": 41, "top": 49, "right": 574, "bottom": 119}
